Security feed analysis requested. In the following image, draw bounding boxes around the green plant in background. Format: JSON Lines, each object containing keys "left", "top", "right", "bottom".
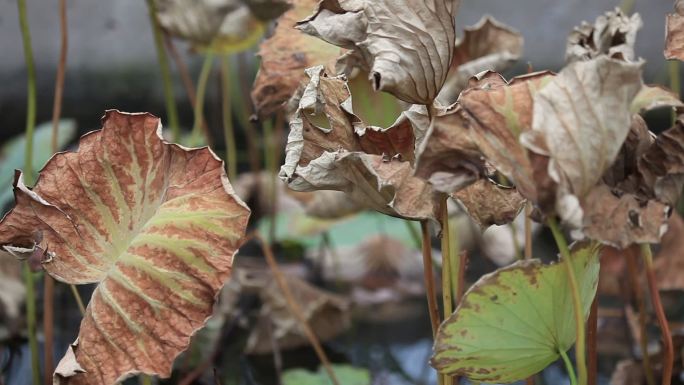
{"left": 282, "top": 364, "right": 370, "bottom": 385}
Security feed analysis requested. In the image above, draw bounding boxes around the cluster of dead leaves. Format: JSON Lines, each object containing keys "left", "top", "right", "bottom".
{"left": 252, "top": 0, "right": 540, "bottom": 228}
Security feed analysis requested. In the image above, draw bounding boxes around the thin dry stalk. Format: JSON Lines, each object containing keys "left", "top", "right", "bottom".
{"left": 162, "top": 34, "right": 211, "bottom": 141}
{"left": 642, "top": 244, "right": 673, "bottom": 385}
{"left": 420, "top": 221, "right": 441, "bottom": 337}
{"left": 587, "top": 297, "right": 598, "bottom": 385}
{"left": 254, "top": 233, "right": 340, "bottom": 385}
{"left": 626, "top": 249, "right": 656, "bottom": 385}
{"left": 45, "top": 1, "right": 69, "bottom": 379}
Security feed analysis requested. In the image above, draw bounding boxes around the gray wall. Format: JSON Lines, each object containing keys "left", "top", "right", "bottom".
{"left": 0, "top": 0, "right": 677, "bottom": 137}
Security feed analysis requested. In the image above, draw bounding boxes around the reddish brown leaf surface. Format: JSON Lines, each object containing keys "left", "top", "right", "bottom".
{"left": 655, "top": 213, "right": 684, "bottom": 291}
{"left": 453, "top": 179, "right": 525, "bottom": 228}
{"left": 458, "top": 71, "right": 555, "bottom": 204}
{"left": 666, "top": 1, "right": 684, "bottom": 61}
{"left": 0, "top": 111, "right": 250, "bottom": 385}
{"left": 251, "top": 0, "right": 341, "bottom": 115}
{"left": 280, "top": 66, "right": 442, "bottom": 222}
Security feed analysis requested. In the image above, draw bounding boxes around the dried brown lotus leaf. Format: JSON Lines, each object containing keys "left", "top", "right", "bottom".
{"left": 297, "top": 0, "right": 460, "bottom": 105}
{"left": 630, "top": 84, "right": 684, "bottom": 114}
{"left": 438, "top": 16, "right": 524, "bottom": 104}
{"left": 453, "top": 179, "right": 525, "bottom": 228}
{"left": 666, "top": 2, "right": 684, "bottom": 61}
{"left": 252, "top": 0, "right": 341, "bottom": 116}
{"left": 566, "top": 8, "right": 642, "bottom": 63}
{"left": 635, "top": 117, "right": 684, "bottom": 206}
{"left": 521, "top": 57, "right": 643, "bottom": 210}
{"left": 414, "top": 104, "right": 484, "bottom": 194}
{"left": 580, "top": 184, "right": 668, "bottom": 249}
{"left": 154, "top": 0, "right": 266, "bottom": 52}
{"left": 458, "top": 71, "right": 555, "bottom": 202}
{"left": 246, "top": 273, "right": 350, "bottom": 354}
{"left": 0, "top": 111, "right": 251, "bottom": 385}
{"left": 654, "top": 213, "right": 684, "bottom": 291}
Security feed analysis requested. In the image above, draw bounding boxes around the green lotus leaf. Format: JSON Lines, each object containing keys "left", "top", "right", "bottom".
{"left": 282, "top": 364, "right": 371, "bottom": 385}
{"left": 431, "top": 242, "right": 600, "bottom": 383}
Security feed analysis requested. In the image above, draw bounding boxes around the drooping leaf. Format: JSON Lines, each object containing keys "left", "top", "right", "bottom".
{"left": 578, "top": 115, "right": 682, "bottom": 248}
{"left": 630, "top": 84, "right": 684, "bottom": 114}
{"left": 521, "top": 56, "right": 643, "bottom": 223}
{"left": 251, "top": 0, "right": 341, "bottom": 116}
{"left": 666, "top": 1, "right": 684, "bottom": 61}
{"left": 279, "top": 66, "right": 441, "bottom": 222}
{"left": 0, "top": 119, "right": 77, "bottom": 211}
{"left": 0, "top": 111, "right": 250, "bottom": 385}
{"left": 457, "top": 71, "right": 555, "bottom": 204}
{"left": 453, "top": 179, "right": 525, "bottom": 228}
{"left": 154, "top": 0, "right": 269, "bottom": 53}
{"left": 414, "top": 103, "right": 485, "bottom": 194}
{"left": 566, "top": 8, "right": 642, "bottom": 63}
{"left": 282, "top": 364, "right": 371, "bottom": 385}
{"left": 580, "top": 184, "right": 669, "bottom": 248}
{"left": 438, "top": 16, "right": 524, "bottom": 104}
{"left": 297, "top": 0, "right": 460, "bottom": 104}
{"left": 431, "top": 242, "right": 600, "bottom": 382}
{"left": 654, "top": 213, "right": 684, "bottom": 291}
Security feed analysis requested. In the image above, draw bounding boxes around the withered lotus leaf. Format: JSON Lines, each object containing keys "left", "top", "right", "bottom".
{"left": 521, "top": 57, "right": 643, "bottom": 214}
{"left": 154, "top": 0, "right": 269, "bottom": 53}
{"left": 457, "top": 71, "right": 555, "bottom": 203}
{"left": 279, "top": 66, "right": 441, "bottom": 222}
{"left": 438, "top": 16, "right": 524, "bottom": 105}
{"left": 0, "top": 111, "right": 250, "bottom": 385}
{"left": 453, "top": 179, "right": 526, "bottom": 228}
{"left": 566, "top": 8, "right": 642, "bottom": 63}
{"left": 251, "top": 0, "right": 341, "bottom": 116}
{"left": 630, "top": 84, "right": 684, "bottom": 114}
{"left": 579, "top": 114, "right": 684, "bottom": 248}
{"left": 665, "top": 1, "right": 684, "bottom": 61}
{"left": 297, "top": 0, "right": 460, "bottom": 105}
{"left": 414, "top": 103, "right": 484, "bottom": 195}
{"left": 654, "top": 214, "right": 684, "bottom": 291}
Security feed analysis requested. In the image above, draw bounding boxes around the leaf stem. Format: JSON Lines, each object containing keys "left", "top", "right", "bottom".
{"left": 440, "top": 198, "right": 454, "bottom": 385}
{"left": 220, "top": 56, "right": 237, "bottom": 180}
{"left": 587, "top": 297, "right": 598, "bottom": 385}
{"left": 145, "top": 0, "right": 180, "bottom": 142}
{"left": 45, "top": 0, "right": 70, "bottom": 380}
{"left": 420, "top": 221, "right": 441, "bottom": 338}
{"left": 191, "top": 51, "right": 214, "bottom": 145}
{"left": 17, "top": 0, "right": 39, "bottom": 382}
{"left": 524, "top": 204, "right": 534, "bottom": 385}
{"left": 625, "top": 248, "right": 656, "bottom": 385}
{"left": 23, "top": 263, "right": 40, "bottom": 385}
{"left": 70, "top": 284, "right": 86, "bottom": 316}
{"left": 547, "top": 217, "right": 587, "bottom": 385}
{"left": 254, "top": 233, "right": 340, "bottom": 385}
{"left": 559, "top": 349, "right": 578, "bottom": 385}
{"left": 641, "top": 243, "right": 673, "bottom": 385}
